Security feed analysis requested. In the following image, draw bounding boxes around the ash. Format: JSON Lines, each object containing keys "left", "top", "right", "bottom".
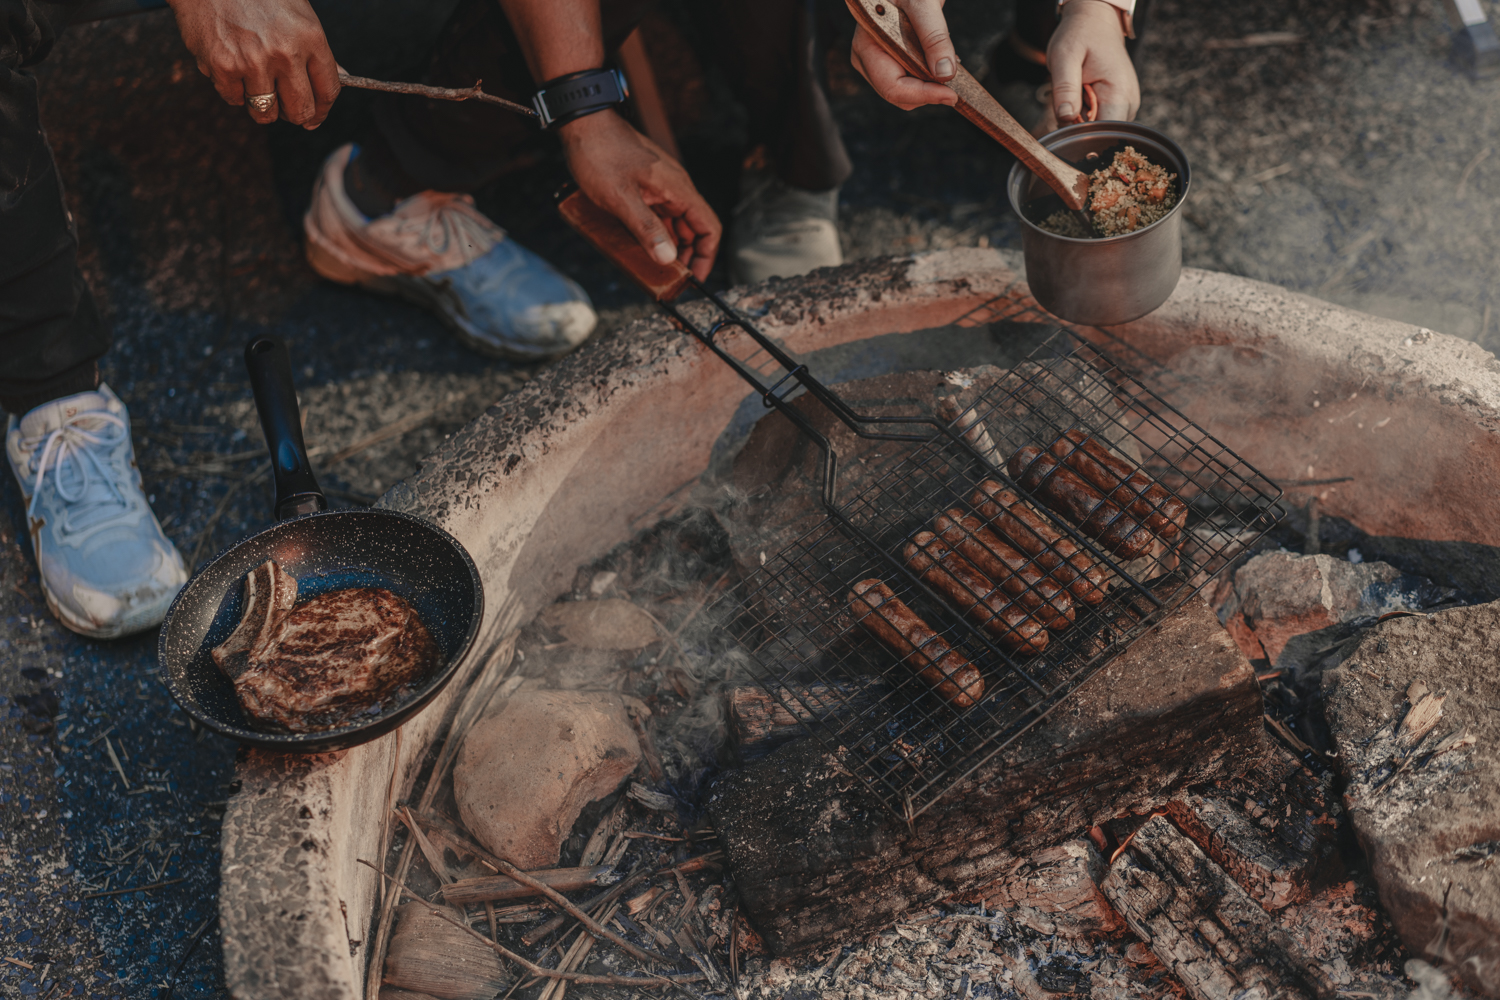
{"left": 392, "top": 484, "right": 1483, "bottom": 1000}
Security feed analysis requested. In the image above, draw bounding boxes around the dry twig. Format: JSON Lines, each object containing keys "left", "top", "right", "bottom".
{"left": 360, "top": 861, "right": 701, "bottom": 988}
{"left": 337, "top": 68, "right": 537, "bottom": 118}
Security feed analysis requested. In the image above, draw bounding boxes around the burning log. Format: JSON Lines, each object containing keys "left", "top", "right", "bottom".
{"left": 987, "top": 839, "right": 1125, "bottom": 939}
{"left": 729, "top": 680, "right": 887, "bottom": 762}
{"left": 1163, "top": 744, "right": 1339, "bottom": 911}
{"left": 1100, "top": 816, "right": 1336, "bottom": 1000}
{"left": 708, "top": 596, "right": 1268, "bottom": 955}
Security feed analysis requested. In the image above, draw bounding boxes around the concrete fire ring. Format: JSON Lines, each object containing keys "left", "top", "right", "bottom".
{"left": 217, "top": 248, "right": 1500, "bottom": 999}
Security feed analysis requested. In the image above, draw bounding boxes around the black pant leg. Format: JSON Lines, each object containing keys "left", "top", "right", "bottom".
{"left": 710, "top": 0, "right": 851, "bottom": 192}
{"left": 0, "top": 0, "right": 107, "bottom": 415}
{"left": 369, "top": 0, "right": 656, "bottom": 194}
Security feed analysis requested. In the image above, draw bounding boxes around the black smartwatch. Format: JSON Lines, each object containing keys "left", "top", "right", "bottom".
{"left": 531, "top": 68, "right": 630, "bottom": 129}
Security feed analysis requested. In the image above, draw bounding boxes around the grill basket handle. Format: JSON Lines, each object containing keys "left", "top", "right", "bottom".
{"left": 557, "top": 189, "right": 693, "bottom": 302}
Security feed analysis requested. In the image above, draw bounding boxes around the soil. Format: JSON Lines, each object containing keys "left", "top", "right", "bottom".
{"left": 4, "top": 0, "right": 1500, "bottom": 995}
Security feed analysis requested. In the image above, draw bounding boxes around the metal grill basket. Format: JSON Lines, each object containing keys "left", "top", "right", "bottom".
{"left": 677, "top": 304, "right": 1284, "bottom": 821}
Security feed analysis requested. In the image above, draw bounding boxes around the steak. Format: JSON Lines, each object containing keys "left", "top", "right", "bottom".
{"left": 211, "top": 560, "right": 439, "bottom": 732}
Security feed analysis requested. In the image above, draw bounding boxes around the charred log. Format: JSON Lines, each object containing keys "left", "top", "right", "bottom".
{"left": 1100, "top": 815, "right": 1336, "bottom": 1000}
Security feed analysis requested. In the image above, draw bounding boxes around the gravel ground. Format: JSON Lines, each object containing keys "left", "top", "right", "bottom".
{"left": 3, "top": 0, "right": 1499, "bottom": 995}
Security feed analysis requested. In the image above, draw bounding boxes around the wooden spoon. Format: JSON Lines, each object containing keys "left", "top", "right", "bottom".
{"left": 847, "top": 0, "right": 1092, "bottom": 213}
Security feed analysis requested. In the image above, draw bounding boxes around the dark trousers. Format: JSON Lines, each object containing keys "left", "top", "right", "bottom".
{"left": 1, "top": 0, "right": 850, "bottom": 412}
{"left": 0, "top": 0, "right": 107, "bottom": 415}
{"left": 366, "top": 0, "right": 852, "bottom": 196}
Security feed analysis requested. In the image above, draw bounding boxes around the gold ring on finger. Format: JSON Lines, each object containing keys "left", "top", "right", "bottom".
{"left": 247, "top": 92, "right": 277, "bottom": 114}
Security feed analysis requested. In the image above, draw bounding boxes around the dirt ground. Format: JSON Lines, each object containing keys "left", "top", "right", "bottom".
{"left": 3, "top": 0, "right": 1498, "bottom": 995}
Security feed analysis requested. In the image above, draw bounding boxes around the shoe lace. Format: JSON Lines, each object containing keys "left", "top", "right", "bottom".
{"left": 398, "top": 195, "right": 501, "bottom": 265}
{"left": 26, "top": 410, "right": 132, "bottom": 535}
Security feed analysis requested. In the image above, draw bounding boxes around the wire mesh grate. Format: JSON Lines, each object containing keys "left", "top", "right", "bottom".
{"left": 710, "top": 326, "right": 1285, "bottom": 820}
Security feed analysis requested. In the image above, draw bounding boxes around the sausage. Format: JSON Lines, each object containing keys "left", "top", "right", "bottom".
{"left": 902, "top": 533, "right": 1049, "bottom": 656}
{"left": 1007, "top": 445, "right": 1154, "bottom": 560}
{"left": 969, "top": 481, "right": 1110, "bottom": 606}
{"left": 848, "top": 579, "right": 985, "bottom": 707}
{"left": 1047, "top": 430, "right": 1187, "bottom": 539}
{"left": 932, "top": 510, "right": 1074, "bottom": 629}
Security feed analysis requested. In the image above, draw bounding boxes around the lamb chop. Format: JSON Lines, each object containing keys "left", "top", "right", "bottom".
{"left": 212, "top": 560, "right": 439, "bottom": 732}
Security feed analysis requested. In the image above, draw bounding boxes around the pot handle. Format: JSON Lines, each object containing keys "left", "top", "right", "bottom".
{"left": 844, "top": 0, "right": 1090, "bottom": 211}
{"left": 557, "top": 188, "right": 693, "bottom": 302}
{"left": 244, "top": 336, "right": 327, "bottom": 521}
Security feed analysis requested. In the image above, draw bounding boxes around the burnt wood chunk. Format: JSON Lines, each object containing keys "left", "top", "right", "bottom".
{"left": 707, "top": 596, "right": 1266, "bottom": 955}
{"left": 1101, "top": 816, "right": 1336, "bottom": 1000}
{"left": 1164, "top": 744, "right": 1339, "bottom": 911}
{"left": 988, "top": 840, "right": 1125, "bottom": 939}
{"left": 728, "top": 680, "right": 887, "bottom": 762}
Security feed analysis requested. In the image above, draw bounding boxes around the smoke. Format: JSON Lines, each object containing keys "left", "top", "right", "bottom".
{"left": 1401, "top": 960, "right": 1459, "bottom": 1000}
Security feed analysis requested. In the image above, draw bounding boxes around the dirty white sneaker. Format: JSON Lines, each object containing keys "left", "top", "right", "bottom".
{"left": 303, "top": 143, "right": 597, "bottom": 361}
{"left": 729, "top": 170, "right": 844, "bottom": 286}
{"left": 6, "top": 385, "right": 188, "bottom": 639}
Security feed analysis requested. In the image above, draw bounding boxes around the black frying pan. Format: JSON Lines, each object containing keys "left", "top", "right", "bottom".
{"left": 159, "top": 337, "right": 483, "bottom": 753}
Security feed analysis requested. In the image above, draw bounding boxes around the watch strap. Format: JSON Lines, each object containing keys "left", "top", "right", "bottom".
{"left": 532, "top": 68, "right": 630, "bottom": 129}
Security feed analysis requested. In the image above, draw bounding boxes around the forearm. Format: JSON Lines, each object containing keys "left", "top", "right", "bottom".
{"left": 495, "top": 0, "right": 604, "bottom": 82}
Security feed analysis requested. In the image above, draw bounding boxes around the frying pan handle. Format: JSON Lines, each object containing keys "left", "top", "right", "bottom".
{"left": 556, "top": 188, "right": 693, "bottom": 302}
{"left": 244, "top": 336, "right": 327, "bottom": 521}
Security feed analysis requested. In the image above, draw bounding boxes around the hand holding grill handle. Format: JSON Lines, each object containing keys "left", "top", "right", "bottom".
{"left": 557, "top": 188, "right": 693, "bottom": 303}
{"left": 845, "top": 0, "right": 1091, "bottom": 211}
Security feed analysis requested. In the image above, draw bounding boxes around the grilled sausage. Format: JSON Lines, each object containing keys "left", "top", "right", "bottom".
{"left": 848, "top": 579, "right": 985, "bottom": 707}
{"left": 932, "top": 510, "right": 1074, "bottom": 629}
{"left": 1008, "top": 445, "right": 1154, "bottom": 560}
{"left": 903, "top": 533, "right": 1049, "bottom": 656}
{"left": 1047, "top": 430, "right": 1186, "bottom": 540}
{"left": 970, "top": 481, "right": 1110, "bottom": 606}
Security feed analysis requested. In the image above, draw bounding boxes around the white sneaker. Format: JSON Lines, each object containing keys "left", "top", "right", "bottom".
{"left": 729, "top": 170, "right": 844, "bottom": 285}
{"left": 303, "top": 143, "right": 598, "bottom": 361}
{"left": 6, "top": 385, "right": 188, "bottom": 639}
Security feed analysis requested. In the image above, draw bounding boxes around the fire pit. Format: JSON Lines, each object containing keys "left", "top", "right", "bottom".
{"left": 218, "top": 248, "right": 1500, "bottom": 998}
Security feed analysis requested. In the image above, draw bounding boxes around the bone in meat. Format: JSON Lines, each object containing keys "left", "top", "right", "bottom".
{"left": 212, "top": 562, "right": 438, "bottom": 732}
{"left": 211, "top": 559, "right": 298, "bottom": 679}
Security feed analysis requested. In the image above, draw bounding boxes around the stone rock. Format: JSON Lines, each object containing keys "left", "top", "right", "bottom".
{"left": 453, "top": 689, "right": 641, "bottom": 869}
{"left": 538, "top": 598, "right": 660, "bottom": 650}
{"left": 987, "top": 839, "right": 1125, "bottom": 939}
{"left": 382, "top": 902, "right": 510, "bottom": 1000}
{"left": 1219, "top": 551, "right": 1446, "bottom": 666}
{"left": 1323, "top": 603, "right": 1500, "bottom": 997}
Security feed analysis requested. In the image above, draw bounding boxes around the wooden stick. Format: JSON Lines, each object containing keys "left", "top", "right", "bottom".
{"left": 467, "top": 855, "right": 671, "bottom": 965}
{"left": 322, "top": 407, "right": 438, "bottom": 468}
{"left": 337, "top": 68, "right": 537, "bottom": 118}
{"left": 360, "top": 860, "right": 701, "bottom": 988}
{"left": 82, "top": 877, "right": 186, "bottom": 899}
{"left": 442, "top": 865, "right": 615, "bottom": 905}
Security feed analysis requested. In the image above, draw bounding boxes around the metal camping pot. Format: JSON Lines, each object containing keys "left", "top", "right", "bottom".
{"left": 1007, "top": 120, "right": 1192, "bottom": 326}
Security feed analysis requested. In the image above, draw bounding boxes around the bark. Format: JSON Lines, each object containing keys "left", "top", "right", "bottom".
{"left": 708, "top": 597, "right": 1267, "bottom": 955}
{"left": 1100, "top": 816, "right": 1335, "bottom": 1000}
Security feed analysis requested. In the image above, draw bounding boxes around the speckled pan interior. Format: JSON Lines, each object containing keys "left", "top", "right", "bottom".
{"left": 158, "top": 508, "right": 483, "bottom": 752}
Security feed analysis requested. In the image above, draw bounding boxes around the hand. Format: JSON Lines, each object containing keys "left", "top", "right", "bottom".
{"left": 1039, "top": 0, "right": 1139, "bottom": 133}
{"left": 559, "top": 111, "right": 721, "bottom": 281}
{"left": 849, "top": 0, "right": 958, "bottom": 111}
{"left": 167, "top": 0, "right": 340, "bottom": 129}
